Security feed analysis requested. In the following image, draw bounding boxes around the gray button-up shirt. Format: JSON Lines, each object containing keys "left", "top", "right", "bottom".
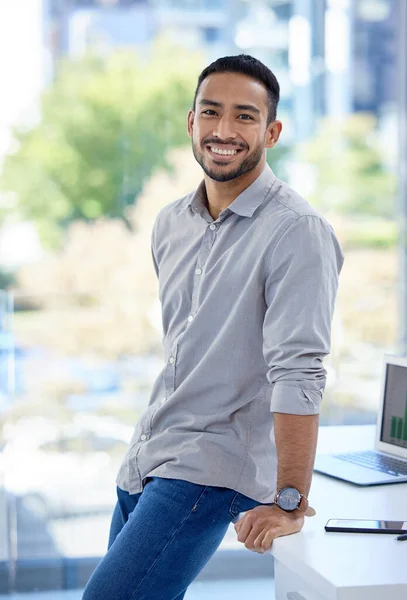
{"left": 116, "top": 163, "right": 344, "bottom": 503}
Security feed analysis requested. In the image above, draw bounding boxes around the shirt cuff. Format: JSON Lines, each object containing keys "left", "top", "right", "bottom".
{"left": 269, "top": 383, "right": 323, "bottom": 415}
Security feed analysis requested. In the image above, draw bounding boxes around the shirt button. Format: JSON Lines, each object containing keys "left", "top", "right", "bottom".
{"left": 169, "top": 356, "right": 175, "bottom": 364}
{"left": 188, "top": 315, "right": 194, "bottom": 322}
{"left": 209, "top": 224, "right": 216, "bottom": 230}
{"left": 140, "top": 434, "right": 147, "bottom": 441}
{"left": 161, "top": 398, "right": 166, "bottom": 404}
{"left": 195, "top": 268, "right": 202, "bottom": 275}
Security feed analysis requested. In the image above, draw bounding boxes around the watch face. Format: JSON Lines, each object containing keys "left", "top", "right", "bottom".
{"left": 278, "top": 487, "right": 301, "bottom": 511}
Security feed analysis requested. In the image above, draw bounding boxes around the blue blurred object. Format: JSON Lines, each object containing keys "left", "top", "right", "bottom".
{"left": 0, "top": 578, "right": 276, "bottom": 600}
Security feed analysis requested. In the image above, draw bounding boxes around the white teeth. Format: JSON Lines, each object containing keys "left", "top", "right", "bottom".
{"left": 210, "top": 147, "right": 238, "bottom": 156}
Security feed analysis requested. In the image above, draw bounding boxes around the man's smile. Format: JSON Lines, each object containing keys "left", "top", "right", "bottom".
{"left": 205, "top": 144, "right": 245, "bottom": 162}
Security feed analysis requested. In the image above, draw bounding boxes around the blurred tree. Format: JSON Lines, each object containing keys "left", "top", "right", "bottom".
{"left": 14, "top": 147, "right": 203, "bottom": 357}
{"left": 298, "top": 113, "right": 396, "bottom": 218}
{"left": 266, "top": 142, "right": 291, "bottom": 182}
{"left": 0, "top": 40, "right": 202, "bottom": 247}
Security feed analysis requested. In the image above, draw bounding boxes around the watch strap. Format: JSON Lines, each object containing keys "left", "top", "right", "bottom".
{"left": 298, "top": 493, "right": 316, "bottom": 517}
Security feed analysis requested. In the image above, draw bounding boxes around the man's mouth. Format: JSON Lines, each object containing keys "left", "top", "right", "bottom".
{"left": 206, "top": 145, "right": 245, "bottom": 161}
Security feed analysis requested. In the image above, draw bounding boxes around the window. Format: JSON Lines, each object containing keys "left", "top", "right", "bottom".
{"left": 0, "top": 0, "right": 403, "bottom": 593}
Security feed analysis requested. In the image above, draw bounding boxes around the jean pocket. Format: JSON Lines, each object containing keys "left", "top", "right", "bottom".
{"left": 228, "top": 492, "right": 262, "bottom": 522}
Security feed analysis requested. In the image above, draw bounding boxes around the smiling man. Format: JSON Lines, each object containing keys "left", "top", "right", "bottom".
{"left": 82, "top": 55, "right": 344, "bottom": 600}
{"left": 189, "top": 65, "right": 281, "bottom": 218}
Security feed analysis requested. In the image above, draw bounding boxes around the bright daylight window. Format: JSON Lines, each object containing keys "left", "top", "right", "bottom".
{"left": 0, "top": 0, "right": 402, "bottom": 594}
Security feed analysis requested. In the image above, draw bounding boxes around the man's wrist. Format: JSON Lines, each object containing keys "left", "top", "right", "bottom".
{"left": 274, "top": 486, "right": 307, "bottom": 511}
{"left": 274, "top": 486, "right": 316, "bottom": 516}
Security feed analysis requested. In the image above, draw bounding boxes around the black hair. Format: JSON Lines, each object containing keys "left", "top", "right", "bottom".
{"left": 193, "top": 54, "right": 280, "bottom": 125}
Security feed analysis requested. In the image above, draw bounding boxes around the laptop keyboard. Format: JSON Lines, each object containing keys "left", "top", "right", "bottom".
{"left": 333, "top": 450, "right": 407, "bottom": 476}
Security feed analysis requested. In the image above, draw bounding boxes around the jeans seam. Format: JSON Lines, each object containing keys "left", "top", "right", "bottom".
{"left": 228, "top": 491, "right": 241, "bottom": 520}
{"left": 190, "top": 485, "right": 209, "bottom": 512}
{"left": 129, "top": 485, "right": 209, "bottom": 600}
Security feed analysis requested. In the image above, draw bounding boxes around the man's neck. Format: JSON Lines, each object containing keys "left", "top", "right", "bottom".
{"left": 204, "top": 160, "right": 266, "bottom": 221}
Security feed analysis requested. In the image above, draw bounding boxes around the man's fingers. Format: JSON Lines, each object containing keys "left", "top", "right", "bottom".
{"left": 251, "top": 527, "right": 281, "bottom": 552}
{"left": 253, "top": 531, "right": 267, "bottom": 553}
{"left": 236, "top": 517, "right": 253, "bottom": 543}
{"left": 241, "top": 519, "right": 302, "bottom": 552}
{"left": 260, "top": 529, "right": 275, "bottom": 551}
{"left": 243, "top": 525, "right": 263, "bottom": 549}
{"left": 235, "top": 506, "right": 305, "bottom": 552}
{"left": 234, "top": 519, "right": 242, "bottom": 534}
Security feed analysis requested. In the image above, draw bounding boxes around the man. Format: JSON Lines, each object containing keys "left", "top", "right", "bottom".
{"left": 82, "top": 54, "right": 344, "bottom": 600}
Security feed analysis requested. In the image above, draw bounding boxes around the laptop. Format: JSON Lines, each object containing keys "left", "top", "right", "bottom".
{"left": 314, "top": 355, "right": 407, "bottom": 485}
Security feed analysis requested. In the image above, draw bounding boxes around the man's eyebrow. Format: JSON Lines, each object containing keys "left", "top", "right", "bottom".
{"left": 233, "top": 104, "right": 261, "bottom": 114}
{"left": 198, "top": 99, "right": 261, "bottom": 114}
{"left": 198, "top": 99, "right": 223, "bottom": 107}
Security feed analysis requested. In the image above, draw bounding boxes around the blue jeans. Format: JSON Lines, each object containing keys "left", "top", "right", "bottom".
{"left": 82, "top": 476, "right": 268, "bottom": 600}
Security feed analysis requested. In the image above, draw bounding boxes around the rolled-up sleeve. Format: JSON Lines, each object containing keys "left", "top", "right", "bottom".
{"left": 263, "top": 215, "right": 344, "bottom": 415}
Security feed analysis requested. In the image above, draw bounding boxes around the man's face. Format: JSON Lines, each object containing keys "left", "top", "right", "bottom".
{"left": 187, "top": 72, "right": 278, "bottom": 183}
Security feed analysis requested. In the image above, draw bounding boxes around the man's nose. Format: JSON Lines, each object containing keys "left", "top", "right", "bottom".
{"left": 212, "top": 116, "right": 237, "bottom": 141}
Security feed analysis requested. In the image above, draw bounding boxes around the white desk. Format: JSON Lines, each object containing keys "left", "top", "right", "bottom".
{"left": 271, "top": 425, "right": 407, "bottom": 600}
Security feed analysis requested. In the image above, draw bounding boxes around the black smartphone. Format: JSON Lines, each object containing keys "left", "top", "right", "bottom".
{"left": 325, "top": 519, "right": 407, "bottom": 534}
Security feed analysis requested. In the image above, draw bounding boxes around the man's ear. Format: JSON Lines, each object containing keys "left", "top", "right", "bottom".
{"left": 187, "top": 110, "right": 194, "bottom": 139}
{"left": 265, "top": 120, "right": 283, "bottom": 149}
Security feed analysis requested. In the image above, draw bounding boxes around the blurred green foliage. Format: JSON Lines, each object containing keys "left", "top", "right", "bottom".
{"left": 0, "top": 40, "right": 202, "bottom": 247}
{"left": 340, "top": 215, "right": 399, "bottom": 250}
{"left": 343, "top": 218, "right": 397, "bottom": 249}
{"left": 298, "top": 113, "right": 397, "bottom": 218}
{"left": 266, "top": 143, "right": 291, "bottom": 182}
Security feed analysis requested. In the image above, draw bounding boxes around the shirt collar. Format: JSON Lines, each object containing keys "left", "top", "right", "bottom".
{"left": 183, "top": 163, "right": 276, "bottom": 219}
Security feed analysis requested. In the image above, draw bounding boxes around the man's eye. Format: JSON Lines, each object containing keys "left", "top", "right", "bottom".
{"left": 202, "top": 110, "right": 217, "bottom": 116}
{"left": 238, "top": 114, "right": 253, "bottom": 120}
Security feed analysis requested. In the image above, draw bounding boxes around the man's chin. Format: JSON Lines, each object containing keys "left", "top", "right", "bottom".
{"left": 202, "top": 163, "right": 246, "bottom": 183}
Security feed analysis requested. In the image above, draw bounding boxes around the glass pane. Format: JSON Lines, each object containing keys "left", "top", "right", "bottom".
{"left": 0, "top": 0, "right": 402, "bottom": 594}
{"left": 7, "top": 290, "right": 163, "bottom": 561}
{"left": 0, "top": 291, "right": 13, "bottom": 594}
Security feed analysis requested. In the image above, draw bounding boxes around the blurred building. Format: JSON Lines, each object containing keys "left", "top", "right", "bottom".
{"left": 352, "top": 0, "right": 398, "bottom": 116}
{"left": 49, "top": 0, "right": 152, "bottom": 57}
{"left": 0, "top": 0, "right": 399, "bottom": 157}
{"left": 49, "top": 0, "right": 234, "bottom": 59}
{"left": 45, "top": 0, "right": 399, "bottom": 143}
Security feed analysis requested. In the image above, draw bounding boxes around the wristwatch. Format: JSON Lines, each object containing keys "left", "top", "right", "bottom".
{"left": 274, "top": 487, "right": 316, "bottom": 516}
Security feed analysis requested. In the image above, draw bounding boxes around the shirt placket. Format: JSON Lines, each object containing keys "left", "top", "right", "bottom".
{"left": 163, "top": 217, "right": 223, "bottom": 398}
{"left": 135, "top": 212, "right": 228, "bottom": 492}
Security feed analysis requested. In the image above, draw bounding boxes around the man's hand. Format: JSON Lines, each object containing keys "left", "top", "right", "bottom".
{"left": 234, "top": 504, "right": 305, "bottom": 553}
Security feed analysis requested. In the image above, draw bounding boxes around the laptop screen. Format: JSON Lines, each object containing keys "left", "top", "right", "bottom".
{"left": 380, "top": 363, "right": 407, "bottom": 449}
